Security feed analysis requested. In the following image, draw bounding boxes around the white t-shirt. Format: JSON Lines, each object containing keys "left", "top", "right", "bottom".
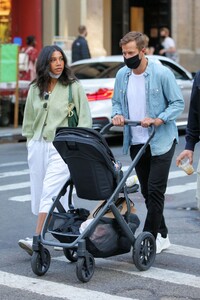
{"left": 162, "top": 36, "right": 178, "bottom": 61}
{"left": 127, "top": 72, "right": 149, "bottom": 145}
{"left": 162, "top": 36, "right": 175, "bottom": 49}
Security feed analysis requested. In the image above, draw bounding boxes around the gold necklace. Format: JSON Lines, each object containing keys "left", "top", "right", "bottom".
{"left": 48, "top": 81, "right": 57, "bottom": 93}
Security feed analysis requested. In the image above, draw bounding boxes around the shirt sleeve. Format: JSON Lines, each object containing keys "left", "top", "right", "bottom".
{"left": 185, "top": 71, "right": 200, "bottom": 151}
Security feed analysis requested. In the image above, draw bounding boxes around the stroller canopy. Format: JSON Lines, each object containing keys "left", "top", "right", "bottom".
{"left": 53, "top": 127, "right": 118, "bottom": 200}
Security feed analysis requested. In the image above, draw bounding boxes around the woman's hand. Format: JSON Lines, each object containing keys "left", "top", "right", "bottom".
{"left": 112, "top": 115, "right": 125, "bottom": 126}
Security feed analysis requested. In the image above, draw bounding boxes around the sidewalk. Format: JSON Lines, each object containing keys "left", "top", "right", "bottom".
{"left": 0, "top": 126, "right": 25, "bottom": 144}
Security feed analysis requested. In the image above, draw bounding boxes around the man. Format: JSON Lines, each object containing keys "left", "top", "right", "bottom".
{"left": 159, "top": 27, "right": 178, "bottom": 62}
{"left": 71, "top": 25, "right": 91, "bottom": 63}
{"left": 176, "top": 71, "right": 200, "bottom": 209}
{"left": 111, "top": 31, "right": 184, "bottom": 254}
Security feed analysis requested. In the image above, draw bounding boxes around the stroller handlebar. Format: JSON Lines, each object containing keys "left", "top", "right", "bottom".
{"left": 100, "top": 119, "right": 155, "bottom": 137}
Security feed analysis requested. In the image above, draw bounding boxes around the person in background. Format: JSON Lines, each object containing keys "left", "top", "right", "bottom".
{"left": 111, "top": 31, "right": 184, "bottom": 254}
{"left": 20, "top": 35, "right": 38, "bottom": 81}
{"left": 18, "top": 45, "right": 92, "bottom": 256}
{"left": 71, "top": 25, "right": 91, "bottom": 63}
{"left": 143, "top": 34, "right": 155, "bottom": 55}
{"left": 176, "top": 71, "right": 200, "bottom": 209}
{"left": 159, "top": 27, "right": 178, "bottom": 62}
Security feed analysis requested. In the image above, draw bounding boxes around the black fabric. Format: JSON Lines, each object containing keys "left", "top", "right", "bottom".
{"left": 185, "top": 70, "right": 200, "bottom": 151}
{"left": 53, "top": 127, "right": 118, "bottom": 200}
{"left": 130, "top": 141, "right": 176, "bottom": 239}
{"left": 86, "top": 214, "right": 140, "bottom": 258}
{"left": 71, "top": 36, "right": 91, "bottom": 63}
{"left": 48, "top": 208, "right": 90, "bottom": 243}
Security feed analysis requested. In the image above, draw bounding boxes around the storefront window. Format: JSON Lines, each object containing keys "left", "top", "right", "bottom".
{"left": 0, "top": 0, "right": 11, "bottom": 43}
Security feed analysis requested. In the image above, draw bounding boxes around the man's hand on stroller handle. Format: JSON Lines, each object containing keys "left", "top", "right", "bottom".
{"left": 141, "top": 117, "right": 164, "bottom": 128}
{"left": 112, "top": 115, "right": 163, "bottom": 127}
{"left": 112, "top": 114, "right": 125, "bottom": 126}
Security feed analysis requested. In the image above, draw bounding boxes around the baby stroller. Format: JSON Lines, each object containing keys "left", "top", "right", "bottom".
{"left": 31, "top": 120, "right": 156, "bottom": 282}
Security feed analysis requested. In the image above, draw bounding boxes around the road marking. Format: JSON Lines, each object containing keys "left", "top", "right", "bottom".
{"left": 54, "top": 243, "right": 200, "bottom": 289}
{"left": 0, "top": 168, "right": 197, "bottom": 202}
{"left": 166, "top": 182, "right": 197, "bottom": 194}
{"left": 9, "top": 194, "right": 31, "bottom": 202}
{"left": 165, "top": 244, "right": 200, "bottom": 259}
{"left": 95, "top": 259, "right": 200, "bottom": 289}
{"left": 168, "top": 170, "right": 196, "bottom": 179}
{"left": 0, "top": 161, "right": 27, "bottom": 168}
{"left": 0, "top": 169, "right": 29, "bottom": 178}
{"left": 0, "top": 182, "right": 30, "bottom": 191}
{"left": 0, "top": 271, "right": 137, "bottom": 300}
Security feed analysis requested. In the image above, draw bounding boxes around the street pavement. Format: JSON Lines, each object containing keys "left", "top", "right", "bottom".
{"left": 0, "top": 126, "right": 24, "bottom": 144}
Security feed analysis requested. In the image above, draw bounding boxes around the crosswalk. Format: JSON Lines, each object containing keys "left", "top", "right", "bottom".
{"left": 0, "top": 161, "right": 197, "bottom": 202}
{"left": 1, "top": 161, "right": 200, "bottom": 299}
{"left": 0, "top": 244, "right": 200, "bottom": 299}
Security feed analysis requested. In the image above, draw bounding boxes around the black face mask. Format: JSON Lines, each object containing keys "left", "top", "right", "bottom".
{"left": 124, "top": 54, "right": 141, "bottom": 69}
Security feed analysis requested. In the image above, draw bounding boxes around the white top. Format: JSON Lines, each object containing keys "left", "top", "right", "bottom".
{"left": 162, "top": 36, "right": 178, "bottom": 61}
{"left": 127, "top": 72, "right": 149, "bottom": 145}
{"left": 162, "top": 36, "right": 175, "bottom": 49}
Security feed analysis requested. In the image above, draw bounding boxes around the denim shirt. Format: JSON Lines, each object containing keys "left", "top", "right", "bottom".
{"left": 112, "top": 59, "right": 184, "bottom": 155}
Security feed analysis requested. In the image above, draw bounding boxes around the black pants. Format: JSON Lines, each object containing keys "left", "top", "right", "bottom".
{"left": 130, "top": 141, "right": 176, "bottom": 239}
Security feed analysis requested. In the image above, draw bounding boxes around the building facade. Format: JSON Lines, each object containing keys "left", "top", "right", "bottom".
{"left": 0, "top": 0, "right": 200, "bottom": 72}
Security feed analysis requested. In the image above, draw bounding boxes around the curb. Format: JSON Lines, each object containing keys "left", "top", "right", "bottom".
{"left": 0, "top": 127, "right": 25, "bottom": 144}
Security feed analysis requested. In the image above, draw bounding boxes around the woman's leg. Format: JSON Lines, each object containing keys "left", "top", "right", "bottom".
{"left": 27, "top": 139, "right": 47, "bottom": 215}
{"left": 37, "top": 143, "right": 70, "bottom": 234}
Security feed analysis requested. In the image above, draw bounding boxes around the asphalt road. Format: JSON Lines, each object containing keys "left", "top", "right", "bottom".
{"left": 0, "top": 134, "right": 200, "bottom": 300}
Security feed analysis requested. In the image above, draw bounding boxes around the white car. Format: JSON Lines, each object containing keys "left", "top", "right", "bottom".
{"left": 71, "top": 55, "right": 193, "bottom": 131}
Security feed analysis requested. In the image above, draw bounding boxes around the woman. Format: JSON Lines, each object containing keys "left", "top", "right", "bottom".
{"left": 20, "top": 35, "right": 38, "bottom": 81}
{"left": 18, "top": 45, "right": 92, "bottom": 255}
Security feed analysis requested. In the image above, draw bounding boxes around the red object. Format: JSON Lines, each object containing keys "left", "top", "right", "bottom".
{"left": 11, "top": 0, "right": 42, "bottom": 54}
{"left": 87, "top": 88, "right": 114, "bottom": 101}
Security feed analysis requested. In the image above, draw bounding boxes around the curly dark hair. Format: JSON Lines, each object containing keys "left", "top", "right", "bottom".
{"left": 33, "top": 45, "right": 77, "bottom": 98}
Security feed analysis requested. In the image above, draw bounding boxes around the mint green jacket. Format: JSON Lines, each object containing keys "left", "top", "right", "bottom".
{"left": 22, "top": 81, "right": 92, "bottom": 142}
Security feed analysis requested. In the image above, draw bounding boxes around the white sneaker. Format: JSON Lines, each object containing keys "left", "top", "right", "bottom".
{"left": 126, "top": 175, "right": 139, "bottom": 187}
{"left": 156, "top": 233, "right": 171, "bottom": 254}
{"left": 18, "top": 237, "right": 33, "bottom": 256}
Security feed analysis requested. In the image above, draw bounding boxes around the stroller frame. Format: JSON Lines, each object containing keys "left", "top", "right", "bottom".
{"left": 31, "top": 120, "right": 156, "bottom": 282}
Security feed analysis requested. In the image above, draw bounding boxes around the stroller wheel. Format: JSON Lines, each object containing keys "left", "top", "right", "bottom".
{"left": 63, "top": 248, "right": 78, "bottom": 262}
{"left": 132, "top": 231, "right": 156, "bottom": 271}
{"left": 31, "top": 248, "right": 51, "bottom": 276}
{"left": 76, "top": 253, "right": 95, "bottom": 282}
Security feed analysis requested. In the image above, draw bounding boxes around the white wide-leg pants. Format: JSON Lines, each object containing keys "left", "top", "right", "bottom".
{"left": 27, "top": 139, "right": 70, "bottom": 215}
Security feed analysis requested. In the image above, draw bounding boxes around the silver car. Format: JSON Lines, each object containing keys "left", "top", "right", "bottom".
{"left": 71, "top": 55, "right": 193, "bottom": 131}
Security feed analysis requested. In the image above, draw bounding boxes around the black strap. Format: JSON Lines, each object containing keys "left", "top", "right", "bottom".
{"left": 68, "top": 84, "right": 72, "bottom": 103}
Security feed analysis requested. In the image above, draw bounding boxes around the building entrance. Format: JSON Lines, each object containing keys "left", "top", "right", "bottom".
{"left": 111, "top": 0, "right": 171, "bottom": 54}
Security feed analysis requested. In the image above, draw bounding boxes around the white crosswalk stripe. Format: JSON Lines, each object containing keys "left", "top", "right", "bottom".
{"left": 0, "top": 182, "right": 30, "bottom": 191}
{"left": 53, "top": 243, "right": 200, "bottom": 289}
{"left": 0, "top": 169, "right": 29, "bottom": 178}
{"left": 0, "top": 270, "right": 137, "bottom": 300}
{"left": 0, "top": 167, "right": 197, "bottom": 202}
